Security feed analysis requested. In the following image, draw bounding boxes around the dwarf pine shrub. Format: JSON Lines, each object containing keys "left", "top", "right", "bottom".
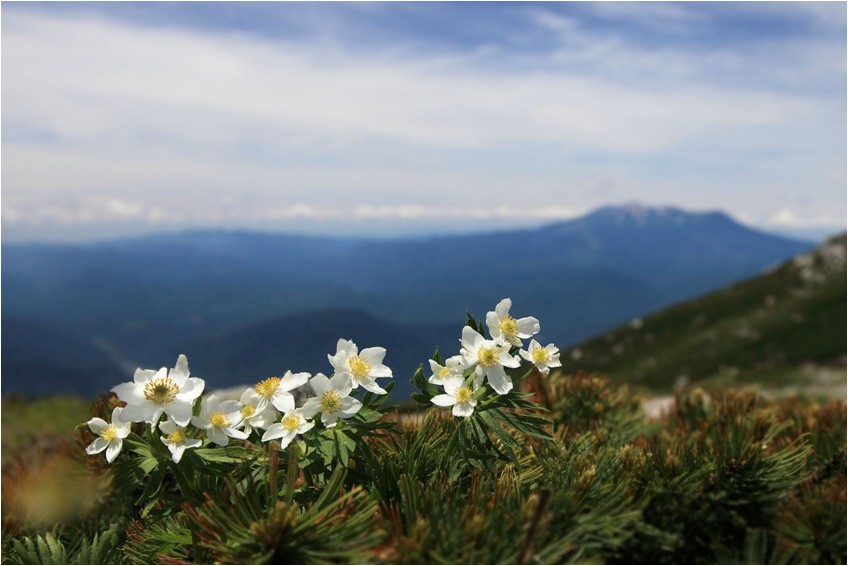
{"left": 1, "top": 299, "right": 844, "bottom": 564}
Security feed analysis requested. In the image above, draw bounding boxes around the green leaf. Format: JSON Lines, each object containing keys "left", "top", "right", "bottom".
{"left": 138, "top": 456, "right": 159, "bottom": 475}
{"left": 136, "top": 466, "right": 166, "bottom": 517}
{"left": 195, "top": 447, "right": 253, "bottom": 463}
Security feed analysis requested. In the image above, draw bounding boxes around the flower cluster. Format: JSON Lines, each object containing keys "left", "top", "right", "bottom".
{"left": 85, "top": 340, "right": 393, "bottom": 464}
{"left": 428, "top": 298, "right": 561, "bottom": 417}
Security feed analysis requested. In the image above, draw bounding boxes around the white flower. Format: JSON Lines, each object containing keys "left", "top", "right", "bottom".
{"left": 237, "top": 388, "right": 277, "bottom": 434}
{"left": 253, "top": 371, "right": 310, "bottom": 413}
{"left": 191, "top": 394, "right": 249, "bottom": 446}
{"left": 112, "top": 354, "right": 205, "bottom": 430}
{"left": 520, "top": 339, "right": 562, "bottom": 375}
{"left": 300, "top": 373, "right": 363, "bottom": 428}
{"left": 328, "top": 339, "right": 393, "bottom": 395}
{"left": 460, "top": 326, "right": 521, "bottom": 395}
{"left": 158, "top": 419, "right": 202, "bottom": 463}
{"left": 427, "top": 355, "right": 466, "bottom": 388}
{"left": 261, "top": 409, "right": 315, "bottom": 450}
{"left": 431, "top": 379, "right": 479, "bottom": 418}
{"left": 85, "top": 406, "right": 131, "bottom": 463}
{"left": 486, "top": 298, "right": 540, "bottom": 347}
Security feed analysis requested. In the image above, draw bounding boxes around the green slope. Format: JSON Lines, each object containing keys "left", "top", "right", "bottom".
{"left": 567, "top": 234, "right": 846, "bottom": 395}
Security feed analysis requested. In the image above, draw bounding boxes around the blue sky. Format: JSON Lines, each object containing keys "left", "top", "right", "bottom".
{"left": 2, "top": 2, "right": 846, "bottom": 241}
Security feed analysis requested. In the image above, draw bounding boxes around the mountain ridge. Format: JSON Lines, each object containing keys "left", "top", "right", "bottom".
{"left": 2, "top": 204, "right": 816, "bottom": 397}
{"left": 567, "top": 233, "right": 847, "bottom": 394}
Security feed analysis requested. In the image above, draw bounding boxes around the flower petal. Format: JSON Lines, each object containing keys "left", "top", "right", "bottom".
{"left": 207, "top": 428, "right": 229, "bottom": 446}
{"left": 446, "top": 355, "right": 466, "bottom": 369}
{"left": 218, "top": 400, "right": 241, "bottom": 414}
{"left": 240, "top": 388, "right": 258, "bottom": 405}
{"left": 495, "top": 298, "right": 511, "bottom": 318}
{"left": 227, "top": 410, "right": 245, "bottom": 427}
{"left": 105, "top": 439, "right": 123, "bottom": 463}
{"left": 111, "top": 406, "right": 128, "bottom": 426}
{"left": 441, "top": 374, "right": 465, "bottom": 392}
{"left": 279, "top": 371, "right": 310, "bottom": 392}
{"left": 336, "top": 338, "right": 357, "bottom": 357}
{"left": 300, "top": 399, "right": 321, "bottom": 420}
{"left": 271, "top": 392, "right": 295, "bottom": 413}
{"left": 277, "top": 432, "right": 296, "bottom": 450}
{"left": 338, "top": 397, "right": 363, "bottom": 418}
{"left": 505, "top": 334, "right": 523, "bottom": 348}
{"left": 369, "top": 364, "right": 393, "bottom": 378}
{"left": 148, "top": 407, "right": 166, "bottom": 429}
{"left": 359, "top": 347, "right": 386, "bottom": 366}
{"left": 485, "top": 311, "right": 502, "bottom": 337}
{"left": 133, "top": 368, "right": 157, "bottom": 384}
{"left": 225, "top": 427, "right": 249, "bottom": 440}
{"left": 486, "top": 365, "right": 513, "bottom": 395}
{"left": 453, "top": 402, "right": 475, "bottom": 418}
{"left": 177, "top": 378, "right": 205, "bottom": 402}
{"left": 461, "top": 326, "right": 484, "bottom": 350}
{"left": 322, "top": 412, "right": 340, "bottom": 428}
{"left": 169, "top": 354, "right": 190, "bottom": 387}
{"left": 262, "top": 423, "right": 286, "bottom": 442}
{"left": 87, "top": 417, "right": 108, "bottom": 435}
{"left": 309, "top": 373, "right": 332, "bottom": 396}
{"left": 165, "top": 401, "right": 193, "bottom": 427}
{"left": 86, "top": 437, "right": 108, "bottom": 454}
{"left": 119, "top": 401, "right": 154, "bottom": 423}
{"left": 516, "top": 316, "right": 540, "bottom": 338}
{"left": 330, "top": 373, "right": 353, "bottom": 397}
{"left": 499, "top": 351, "right": 521, "bottom": 368}
{"left": 431, "top": 394, "right": 456, "bottom": 407}
{"left": 428, "top": 359, "right": 444, "bottom": 375}
{"left": 111, "top": 382, "right": 145, "bottom": 405}
{"left": 199, "top": 394, "right": 220, "bottom": 418}
{"left": 169, "top": 444, "right": 187, "bottom": 463}
{"left": 357, "top": 377, "right": 387, "bottom": 395}
{"left": 248, "top": 408, "right": 276, "bottom": 430}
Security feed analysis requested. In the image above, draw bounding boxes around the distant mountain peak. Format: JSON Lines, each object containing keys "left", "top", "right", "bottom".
{"left": 541, "top": 203, "right": 738, "bottom": 234}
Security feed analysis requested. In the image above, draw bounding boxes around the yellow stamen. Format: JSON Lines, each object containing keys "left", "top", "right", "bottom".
{"left": 320, "top": 390, "right": 342, "bottom": 413}
{"left": 282, "top": 414, "right": 301, "bottom": 432}
{"left": 143, "top": 377, "right": 179, "bottom": 405}
{"left": 477, "top": 346, "right": 499, "bottom": 367}
{"left": 101, "top": 425, "right": 118, "bottom": 442}
{"left": 455, "top": 386, "right": 473, "bottom": 404}
{"left": 255, "top": 377, "right": 281, "bottom": 398}
{"left": 499, "top": 315, "right": 518, "bottom": 337}
{"left": 348, "top": 355, "right": 372, "bottom": 379}
{"left": 532, "top": 347, "right": 551, "bottom": 364}
{"left": 241, "top": 405, "right": 256, "bottom": 418}
{"left": 168, "top": 430, "right": 185, "bottom": 444}
{"left": 438, "top": 367, "right": 452, "bottom": 377}
{"left": 209, "top": 412, "right": 229, "bottom": 428}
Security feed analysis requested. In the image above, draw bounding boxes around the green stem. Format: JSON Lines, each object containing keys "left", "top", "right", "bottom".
{"left": 268, "top": 441, "right": 279, "bottom": 506}
{"left": 285, "top": 441, "right": 299, "bottom": 506}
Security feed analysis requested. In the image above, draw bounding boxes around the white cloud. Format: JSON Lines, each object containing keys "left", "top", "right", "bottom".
{"left": 4, "top": 12, "right": 805, "bottom": 154}
{"left": 1, "top": 9, "right": 845, "bottom": 239}
{"left": 765, "top": 209, "right": 845, "bottom": 229}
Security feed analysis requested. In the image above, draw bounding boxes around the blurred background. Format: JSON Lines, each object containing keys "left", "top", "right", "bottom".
{"left": 2, "top": 2, "right": 845, "bottom": 412}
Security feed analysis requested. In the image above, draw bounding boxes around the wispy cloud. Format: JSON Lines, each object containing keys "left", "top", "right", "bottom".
{"left": 2, "top": 4, "right": 845, "bottom": 240}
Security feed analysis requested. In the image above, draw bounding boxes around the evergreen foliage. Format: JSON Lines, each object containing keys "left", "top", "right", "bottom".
{"left": 570, "top": 234, "right": 846, "bottom": 393}
{"left": 4, "top": 374, "right": 843, "bottom": 564}
{"left": 2, "top": 308, "right": 844, "bottom": 564}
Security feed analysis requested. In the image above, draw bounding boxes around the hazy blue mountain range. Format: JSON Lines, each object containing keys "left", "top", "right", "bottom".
{"left": 2, "top": 204, "right": 814, "bottom": 397}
